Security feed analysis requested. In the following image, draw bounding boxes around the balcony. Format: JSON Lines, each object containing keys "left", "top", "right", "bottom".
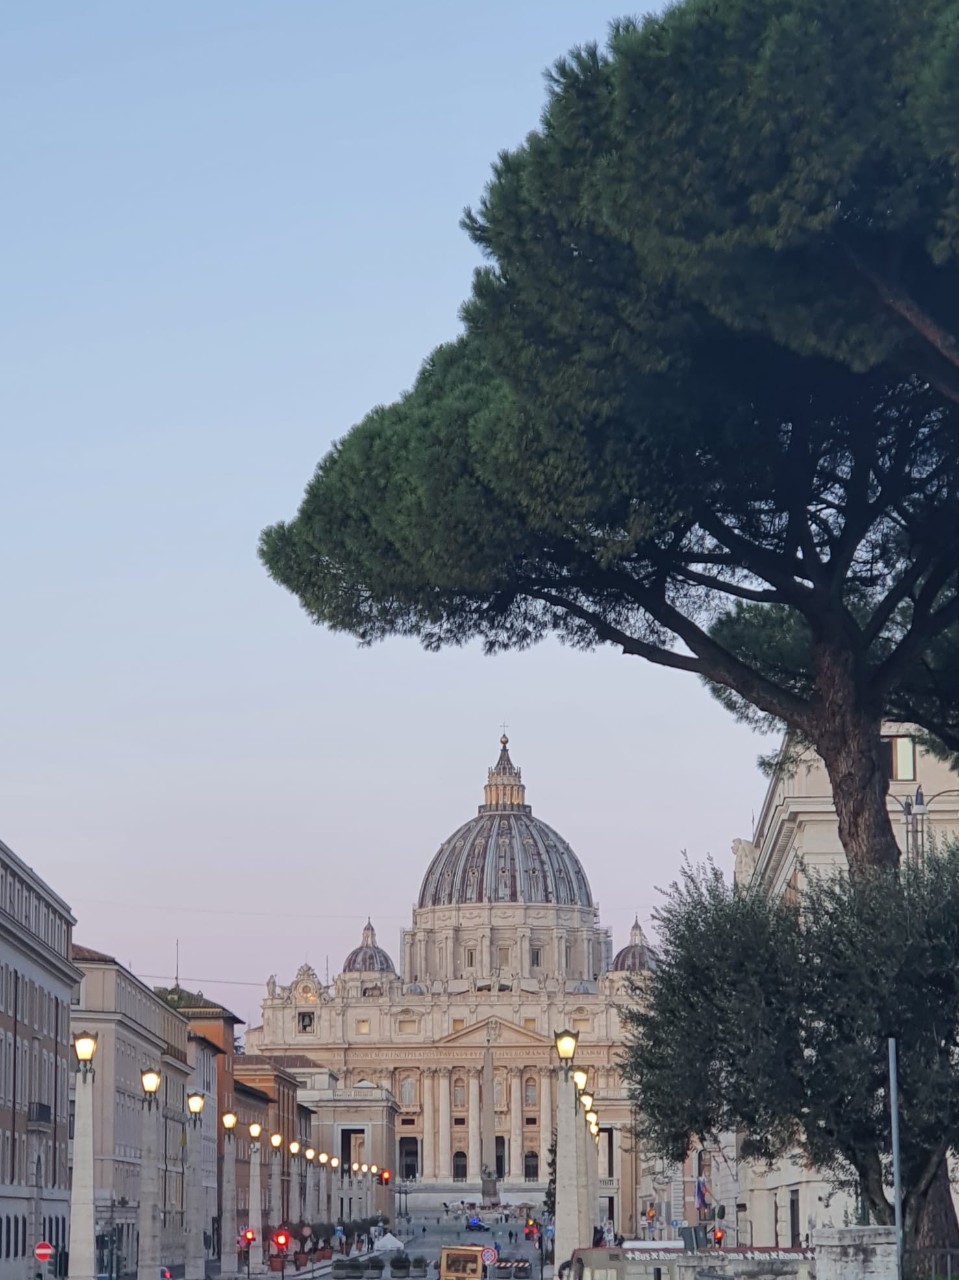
{"left": 28, "top": 1102, "right": 52, "bottom": 1131}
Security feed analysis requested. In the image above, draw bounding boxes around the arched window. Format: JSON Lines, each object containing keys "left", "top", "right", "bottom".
{"left": 524, "top": 1151, "right": 539, "bottom": 1181}
{"left": 453, "top": 1078, "right": 465, "bottom": 1109}
{"left": 453, "top": 1150, "right": 467, "bottom": 1182}
{"left": 524, "top": 1077, "right": 536, "bottom": 1108}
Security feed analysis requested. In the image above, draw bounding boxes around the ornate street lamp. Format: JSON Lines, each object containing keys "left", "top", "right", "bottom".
{"left": 185, "top": 1095, "right": 206, "bottom": 1280}
{"left": 249, "top": 1124, "right": 264, "bottom": 1274}
{"left": 572, "top": 1068, "right": 589, "bottom": 1094}
{"left": 70, "top": 1032, "right": 98, "bottom": 1280}
{"left": 579, "top": 1093, "right": 594, "bottom": 1112}
{"left": 553, "top": 1029, "right": 579, "bottom": 1079}
{"left": 137, "top": 1068, "right": 162, "bottom": 1280}
{"left": 187, "top": 1092, "right": 205, "bottom": 1126}
{"left": 222, "top": 1113, "right": 238, "bottom": 1280}
{"left": 270, "top": 1134, "right": 283, "bottom": 1229}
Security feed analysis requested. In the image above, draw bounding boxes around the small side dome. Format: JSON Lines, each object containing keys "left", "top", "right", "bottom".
{"left": 406, "top": 982, "right": 426, "bottom": 995}
{"left": 611, "top": 918, "right": 652, "bottom": 972}
{"left": 342, "top": 920, "right": 396, "bottom": 975}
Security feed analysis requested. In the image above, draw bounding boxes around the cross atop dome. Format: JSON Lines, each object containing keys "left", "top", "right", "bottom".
{"left": 483, "top": 733, "right": 528, "bottom": 812}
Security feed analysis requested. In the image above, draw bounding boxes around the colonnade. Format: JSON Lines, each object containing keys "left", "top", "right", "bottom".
{"left": 412, "top": 1066, "right": 552, "bottom": 1183}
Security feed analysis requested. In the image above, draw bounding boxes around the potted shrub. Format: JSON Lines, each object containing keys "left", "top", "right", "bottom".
{"left": 390, "top": 1253, "right": 410, "bottom": 1278}
{"left": 366, "top": 1258, "right": 385, "bottom": 1276}
{"left": 332, "top": 1258, "right": 349, "bottom": 1276}
{"left": 410, "top": 1258, "right": 427, "bottom": 1278}
{"left": 347, "top": 1259, "right": 364, "bottom": 1278}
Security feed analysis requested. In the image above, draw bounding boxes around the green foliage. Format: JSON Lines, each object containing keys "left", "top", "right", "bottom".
{"left": 621, "top": 849, "right": 959, "bottom": 1245}
{"left": 543, "top": 1129, "right": 557, "bottom": 1219}
{"left": 260, "top": 0, "right": 959, "bottom": 869}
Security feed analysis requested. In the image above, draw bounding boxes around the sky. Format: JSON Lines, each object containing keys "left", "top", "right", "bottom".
{"left": 0, "top": 1, "right": 774, "bottom": 1029}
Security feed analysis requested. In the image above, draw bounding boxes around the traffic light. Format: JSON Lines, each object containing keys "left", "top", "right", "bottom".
{"left": 379, "top": 1169, "right": 391, "bottom": 1185}
{"left": 711, "top": 1228, "right": 725, "bottom": 1248}
{"left": 273, "top": 1231, "right": 290, "bottom": 1252}
{"left": 243, "top": 1230, "right": 256, "bottom": 1246}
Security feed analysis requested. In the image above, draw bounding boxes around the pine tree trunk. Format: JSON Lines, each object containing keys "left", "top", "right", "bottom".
{"left": 811, "top": 642, "right": 901, "bottom": 873}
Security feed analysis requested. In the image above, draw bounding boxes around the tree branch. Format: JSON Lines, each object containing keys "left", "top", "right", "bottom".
{"left": 840, "top": 239, "right": 959, "bottom": 374}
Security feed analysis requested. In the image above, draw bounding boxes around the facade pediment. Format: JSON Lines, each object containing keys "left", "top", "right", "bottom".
{"left": 434, "top": 1016, "right": 551, "bottom": 1048}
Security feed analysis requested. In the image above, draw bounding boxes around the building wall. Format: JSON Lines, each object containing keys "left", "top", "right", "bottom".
{"left": 0, "top": 839, "right": 78, "bottom": 1280}
{"left": 71, "top": 955, "right": 191, "bottom": 1273}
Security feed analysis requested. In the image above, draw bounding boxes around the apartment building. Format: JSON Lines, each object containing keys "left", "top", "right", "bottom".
{"left": 0, "top": 836, "right": 79, "bottom": 1280}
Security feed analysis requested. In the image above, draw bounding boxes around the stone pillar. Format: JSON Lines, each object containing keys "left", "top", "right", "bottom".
{"left": 270, "top": 1148, "right": 282, "bottom": 1230}
{"left": 185, "top": 1118, "right": 205, "bottom": 1280}
{"left": 438, "top": 1069, "right": 452, "bottom": 1180}
{"left": 69, "top": 1066, "right": 96, "bottom": 1280}
{"left": 249, "top": 1138, "right": 264, "bottom": 1271}
{"left": 509, "top": 1071, "right": 523, "bottom": 1182}
{"left": 422, "top": 1070, "right": 436, "bottom": 1181}
{"left": 539, "top": 1068, "right": 552, "bottom": 1173}
{"left": 553, "top": 1070, "right": 580, "bottom": 1270}
{"left": 222, "top": 1132, "right": 237, "bottom": 1280}
{"left": 468, "top": 1070, "right": 482, "bottom": 1181}
{"left": 136, "top": 1099, "right": 162, "bottom": 1280}
{"left": 305, "top": 1160, "right": 315, "bottom": 1225}
{"left": 814, "top": 1227, "right": 897, "bottom": 1280}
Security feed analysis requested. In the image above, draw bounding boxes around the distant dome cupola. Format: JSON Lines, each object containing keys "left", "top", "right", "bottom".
{"left": 342, "top": 920, "right": 396, "bottom": 974}
{"left": 418, "top": 736, "right": 594, "bottom": 909}
{"left": 611, "top": 918, "right": 652, "bottom": 972}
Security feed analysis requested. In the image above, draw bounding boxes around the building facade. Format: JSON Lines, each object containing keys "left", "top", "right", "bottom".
{"left": 0, "top": 837, "right": 79, "bottom": 1280}
{"left": 729, "top": 727, "right": 959, "bottom": 1248}
{"left": 70, "top": 946, "right": 191, "bottom": 1274}
{"left": 247, "top": 738, "right": 646, "bottom": 1232}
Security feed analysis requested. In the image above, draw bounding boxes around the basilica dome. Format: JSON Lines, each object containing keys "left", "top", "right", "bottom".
{"left": 611, "top": 919, "right": 652, "bottom": 972}
{"left": 418, "top": 737, "right": 594, "bottom": 909}
{"left": 342, "top": 920, "right": 396, "bottom": 974}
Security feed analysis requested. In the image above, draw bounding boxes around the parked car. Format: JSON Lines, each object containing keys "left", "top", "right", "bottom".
{"left": 465, "top": 1220, "right": 490, "bottom": 1232}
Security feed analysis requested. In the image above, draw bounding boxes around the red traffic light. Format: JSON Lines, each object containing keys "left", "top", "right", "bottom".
{"left": 274, "top": 1231, "right": 290, "bottom": 1251}
{"left": 379, "top": 1169, "right": 391, "bottom": 1185}
{"left": 243, "top": 1230, "right": 256, "bottom": 1244}
{"left": 712, "top": 1228, "right": 725, "bottom": 1248}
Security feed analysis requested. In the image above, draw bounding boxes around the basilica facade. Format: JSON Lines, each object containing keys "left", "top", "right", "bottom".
{"left": 246, "top": 738, "right": 649, "bottom": 1231}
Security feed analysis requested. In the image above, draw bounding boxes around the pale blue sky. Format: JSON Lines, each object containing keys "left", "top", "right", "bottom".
{"left": 1, "top": 2, "right": 772, "bottom": 1026}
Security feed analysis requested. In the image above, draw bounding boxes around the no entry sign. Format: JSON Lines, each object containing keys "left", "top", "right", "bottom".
{"left": 481, "top": 1248, "right": 497, "bottom": 1266}
{"left": 34, "top": 1243, "right": 54, "bottom": 1265}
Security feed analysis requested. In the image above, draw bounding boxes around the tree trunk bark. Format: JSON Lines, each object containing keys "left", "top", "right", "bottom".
{"left": 811, "top": 641, "right": 901, "bottom": 873}
{"left": 914, "top": 1158, "right": 959, "bottom": 1251}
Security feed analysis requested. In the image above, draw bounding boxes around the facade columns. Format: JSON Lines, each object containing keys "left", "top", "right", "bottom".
{"left": 539, "top": 1067, "right": 552, "bottom": 1173}
{"left": 509, "top": 1071, "right": 523, "bottom": 1182}
{"left": 467, "top": 1070, "right": 481, "bottom": 1181}
{"left": 422, "top": 1070, "right": 436, "bottom": 1181}
{"left": 438, "top": 1069, "right": 452, "bottom": 1180}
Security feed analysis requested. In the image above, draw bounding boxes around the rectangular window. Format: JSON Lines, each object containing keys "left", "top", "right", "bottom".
{"left": 297, "top": 1012, "right": 315, "bottom": 1034}
{"left": 883, "top": 735, "right": 916, "bottom": 781}
{"left": 497, "top": 946, "right": 510, "bottom": 968}
{"left": 355, "top": 1020, "right": 370, "bottom": 1035}
{"left": 465, "top": 949, "right": 475, "bottom": 969}
{"left": 451, "top": 1019, "right": 465, "bottom": 1032}
{"left": 573, "top": 1017, "right": 590, "bottom": 1033}
{"left": 525, "top": 1116, "right": 537, "bottom": 1126}
{"left": 401, "top": 1117, "right": 415, "bottom": 1126}
{"left": 398, "top": 1019, "right": 416, "bottom": 1033}
{"left": 530, "top": 948, "right": 542, "bottom": 968}
{"left": 523, "top": 1018, "right": 537, "bottom": 1032}
{"left": 453, "top": 1117, "right": 466, "bottom": 1126}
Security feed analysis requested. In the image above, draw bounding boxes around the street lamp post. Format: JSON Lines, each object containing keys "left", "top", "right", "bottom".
{"left": 249, "top": 1124, "right": 264, "bottom": 1274}
{"left": 318, "top": 1153, "right": 329, "bottom": 1223}
{"left": 70, "top": 1032, "right": 98, "bottom": 1280}
{"left": 222, "top": 1113, "right": 238, "bottom": 1280}
{"left": 270, "top": 1135, "right": 283, "bottom": 1230}
{"left": 329, "top": 1157, "right": 341, "bottom": 1225}
{"left": 136, "top": 1068, "right": 163, "bottom": 1280}
{"left": 185, "top": 1093, "right": 207, "bottom": 1280}
{"left": 304, "top": 1150, "right": 315, "bottom": 1225}
{"left": 552, "top": 1031, "right": 580, "bottom": 1271}
{"left": 360, "top": 1164, "right": 369, "bottom": 1219}
{"left": 289, "top": 1142, "right": 302, "bottom": 1224}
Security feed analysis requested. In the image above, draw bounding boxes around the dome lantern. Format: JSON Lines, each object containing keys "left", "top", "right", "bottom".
{"left": 611, "top": 918, "right": 652, "bottom": 972}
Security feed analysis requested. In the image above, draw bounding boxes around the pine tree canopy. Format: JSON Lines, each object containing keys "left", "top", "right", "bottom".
{"left": 620, "top": 850, "right": 959, "bottom": 1249}
{"left": 260, "top": 0, "right": 959, "bottom": 870}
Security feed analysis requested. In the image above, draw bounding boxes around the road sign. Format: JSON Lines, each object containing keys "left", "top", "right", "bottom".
{"left": 481, "top": 1247, "right": 497, "bottom": 1266}
{"left": 34, "top": 1243, "right": 54, "bottom": 1265}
